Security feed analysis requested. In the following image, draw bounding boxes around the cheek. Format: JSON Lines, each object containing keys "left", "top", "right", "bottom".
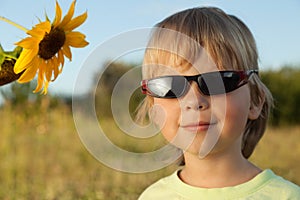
{"left": 153, "top": 99, "right": 181, "bottom": 141}
{"left": 223, "top": 91, "right": 251, "bottom": 133}
{"left": 150, "top": 104, "right": 166, "bottom": 128}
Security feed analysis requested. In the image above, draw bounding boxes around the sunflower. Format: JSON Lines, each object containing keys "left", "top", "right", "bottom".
{"left": 13, "top": 0, "right": 88, "bottom": 94}
{"left": 0, "top": 45, "right": 23, "bottom": 86}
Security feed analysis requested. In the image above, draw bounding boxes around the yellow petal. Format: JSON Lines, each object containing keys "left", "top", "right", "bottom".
{"left": 66, "top": 31, "right": 86, "bottom": 39}
{"left": 42, "top": 80, "right": 49, "bottom": 94}
{"left": 63, "top": 12, "right": 87, "bottom": 31}
{"left": 27, "top": 21, "right": 51, "bottom": 39}
{"left": 17, "top": 57, "right": 39, "bottom": 83}
{"left": 51, "top": 56, "right": 60, "bottom": 81}
{"left": 15, "top": 37, "right": 39, "bottom": 49}
{"left": 59, "top": 0, "right": 75, "bottom": 27}
{"left": 27, "top": 28, "right": 46, "bottom": 40}
{"left": 34, "top": 76, "right": 43, "bottom": 93}
{"left": 14, "top": 49, "right": 38, "bottom": 73}
{"left": 59, "top": 64, "right": 64, "bottom": 74}
{"left": 58, "top": 52, "right": 65, "bottom": 73}
{"left": 45, "top": 60, "right": 53, "bottom": 82}
{"left": 65, "top": 31, "right": 89, "bottom": 47}
{"left": 35, "top": 21, "right": 51, "bottom": 31}
{"left": 17, "top": 68, "right": 35, "bottom": 83}
{"left": 34, "top": 60, "right": 46, "bottom": 93}
{"left": 62, "top": 44, "right": 72, "bottom": 61}
{"left": 57, "top": 49, "right": 65, "bottom": 67}
{"left": 52, "top": 1, "right": 62, "bottom": 27}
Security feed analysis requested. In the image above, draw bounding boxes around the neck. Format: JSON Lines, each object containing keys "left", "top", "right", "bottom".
{"left": 179, "top": 149, "right": 261, "bottom": 188}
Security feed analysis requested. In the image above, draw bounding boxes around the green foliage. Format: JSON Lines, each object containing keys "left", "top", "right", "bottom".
{"left": 260, "top": 66, "right": 300, "bottom": 126}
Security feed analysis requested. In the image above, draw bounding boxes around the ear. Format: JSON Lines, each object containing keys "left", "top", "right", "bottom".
{"left": 248, "top": 94, "right": 265, "bottom": 120}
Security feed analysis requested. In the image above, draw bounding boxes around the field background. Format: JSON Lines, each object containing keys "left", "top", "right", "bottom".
{"left": 1, "top": 65, "right": 300, "bottom": 199}
{"left": 0, "top": 101, "right": 299, "bottom": 200}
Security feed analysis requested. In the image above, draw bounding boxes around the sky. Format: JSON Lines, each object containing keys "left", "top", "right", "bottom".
{"left": 0, "top": 0, "right": 300, "bottom": 96}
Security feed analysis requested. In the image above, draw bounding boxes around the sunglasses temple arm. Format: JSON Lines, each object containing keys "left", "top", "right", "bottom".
{"left": 238, "top": 70, "right": 258, "bottom": 87}
{"left": 247, "top": 69, "right": 259, "bottom": 77}
{"left": 141, "top": 80, "right": 148, "bottom": 94}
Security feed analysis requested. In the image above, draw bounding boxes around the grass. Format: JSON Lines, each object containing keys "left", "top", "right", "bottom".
{"left": 250, "top": 126, "right": 300, "bottom": 185}
{"left": 0, "top": 103, "right": 299, "bottom": 199}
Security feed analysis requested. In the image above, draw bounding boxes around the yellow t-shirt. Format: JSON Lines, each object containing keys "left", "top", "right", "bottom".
{"left": 138, "top": 169, "right": 300, "bottom": 200}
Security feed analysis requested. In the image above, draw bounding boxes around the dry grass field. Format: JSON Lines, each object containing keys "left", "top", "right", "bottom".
{"left": 0, "top": 103, "right": 299, "bottom": 199}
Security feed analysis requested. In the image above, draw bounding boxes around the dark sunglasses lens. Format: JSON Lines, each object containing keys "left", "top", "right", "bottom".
{"left": 148, "top": 76, "right": 187, "bottom": 98}
{"left": 198, "top": 72, "right": 241, "bottom": 95}
{"left": 222, "top": 72, "right": 241, "bottom": 93}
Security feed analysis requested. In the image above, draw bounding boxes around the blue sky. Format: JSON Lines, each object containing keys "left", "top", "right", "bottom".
{"left": 1, "top": 0, "right": 300, "bottom": 96}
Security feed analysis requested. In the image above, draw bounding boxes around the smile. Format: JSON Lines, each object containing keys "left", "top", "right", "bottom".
{"left": 180, "top": 122, "right": 216, "bottom": 132}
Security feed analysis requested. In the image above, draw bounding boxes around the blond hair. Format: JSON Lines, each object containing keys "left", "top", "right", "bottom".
{"left": 136, "top": 7, "right": 273, "bottom": 159}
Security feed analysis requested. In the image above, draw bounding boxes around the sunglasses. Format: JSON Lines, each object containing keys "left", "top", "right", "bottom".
{"left": 141, "top": 70, "right": 258, "bottom": 98}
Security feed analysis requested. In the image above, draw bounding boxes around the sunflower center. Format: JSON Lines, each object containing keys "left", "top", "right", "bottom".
{"left": 38, "top": 28, "right": 66, "bottom": 60}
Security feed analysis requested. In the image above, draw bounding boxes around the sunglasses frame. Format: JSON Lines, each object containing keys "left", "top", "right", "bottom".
{"left": 141, "top": 70, "right": 258, "bottom": 98}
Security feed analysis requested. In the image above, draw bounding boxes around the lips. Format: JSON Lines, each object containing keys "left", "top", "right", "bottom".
{"left": 180, "top": 121, "right": 215, "bottom": 132}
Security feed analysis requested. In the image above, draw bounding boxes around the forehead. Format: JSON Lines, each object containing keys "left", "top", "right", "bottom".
{"left": 143, "top": 49, "right": 218, "bottom": 77}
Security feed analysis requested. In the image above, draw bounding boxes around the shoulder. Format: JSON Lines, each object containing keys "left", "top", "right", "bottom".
{"left": 138, "top": 171, "right": 181, "bottom": 200}
{"left": 263, "top": 170, "right": 300, "bottom": 198}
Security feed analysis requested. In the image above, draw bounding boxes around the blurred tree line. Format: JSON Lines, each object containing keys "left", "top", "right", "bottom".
{"left": 0, "top": 81, "right": 70, "bottom": 114}
{"left": 1, "top": 62, "right": 300, "bottom": 127}
{"left": 94, "top": 61, "right": 144, "bottom": 120}
{"left": 260, "top": 66, "right": 300, "bottom": 126}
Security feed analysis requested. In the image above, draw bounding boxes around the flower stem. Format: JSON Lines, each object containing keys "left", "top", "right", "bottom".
{"left": 0, "top": 16, "right": 28, "bottom": 32}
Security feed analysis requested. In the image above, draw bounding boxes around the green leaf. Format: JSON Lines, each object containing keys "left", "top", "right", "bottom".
{"left": 0, "top": 54, "right": 5, "bottom": 70}
{"left": 0, "top": 44, "right": 4, "bottom": 53}
{"left": 11, "top": 46, "right": 23, "bottom": 58}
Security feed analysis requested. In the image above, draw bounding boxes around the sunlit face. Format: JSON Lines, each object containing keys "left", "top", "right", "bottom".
{"left": 151, "top": 63, "right": 253, "bottom": 158}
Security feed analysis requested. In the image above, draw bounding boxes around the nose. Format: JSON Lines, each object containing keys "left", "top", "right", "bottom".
{"left": 181, "top": 81, "right": 209, "bottom": 111}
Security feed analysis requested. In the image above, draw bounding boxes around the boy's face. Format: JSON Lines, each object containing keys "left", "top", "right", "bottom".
{"left": 151, "top": 63, "right": 256, "bottom": 158}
